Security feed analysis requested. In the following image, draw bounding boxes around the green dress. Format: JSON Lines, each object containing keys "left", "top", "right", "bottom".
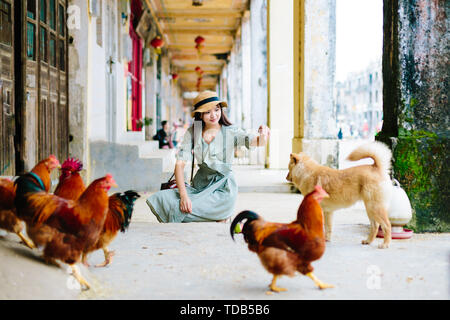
{"left": 146, "top": 125, "right": 256, "bottom": 223}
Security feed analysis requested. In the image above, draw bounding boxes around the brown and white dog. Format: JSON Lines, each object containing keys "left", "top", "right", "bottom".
{"left": 287, "top": 141, "right": 393, "bottom": 248}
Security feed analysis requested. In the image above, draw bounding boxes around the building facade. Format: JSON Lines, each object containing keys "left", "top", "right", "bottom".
{"left": 335, "top": 59, "right": 382, "bottom": 139}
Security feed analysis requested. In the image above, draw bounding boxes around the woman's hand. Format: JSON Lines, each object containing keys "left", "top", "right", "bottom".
{"left": 180, "top": 194, "right": 193, "bottom": 213}
{"left": 257, "top": 125, "right": 271, "bottom": 146}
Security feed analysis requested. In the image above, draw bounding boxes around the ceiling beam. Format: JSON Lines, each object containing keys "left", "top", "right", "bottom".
{"left": 181, "top": 77, "right": 218, "bottom": 82}
{"left": 172, "top": 60, "right": 225, "bottom": 66}
{"left": 177, "top": 70, "right": 222, "bottom": 75}
{"left": 163, "top": 29, "right": 234, "bottom": 36}
{"left": 156, "top": 9, "right": 243, "bottom": 18}
{"left": 170, "top": 53, "right": 224, "bottom": 60}
{"left": 142, "top": 0, "right": 164, "bottom": 39}
{"left": 168, "top": 44, "right": 231, "bottom": 51}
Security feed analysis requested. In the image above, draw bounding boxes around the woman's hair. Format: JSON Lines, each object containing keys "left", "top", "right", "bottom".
{"left": 193, "top": 103, "right": 232, "bottom": 127}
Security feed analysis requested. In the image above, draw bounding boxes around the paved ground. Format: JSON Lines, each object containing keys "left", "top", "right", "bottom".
{"left": 1, "top": 188, "right": 449, "bottom": 300}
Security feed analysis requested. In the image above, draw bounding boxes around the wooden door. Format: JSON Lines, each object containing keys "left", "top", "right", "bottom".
{"left": 24, "top": 0, "right": 68, "bottom": 166}
{"left": 0, "top": 0, "right": 15, "bottom": 176}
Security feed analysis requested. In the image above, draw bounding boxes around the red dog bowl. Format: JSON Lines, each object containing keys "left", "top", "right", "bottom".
{"left": 377, "top": 226, "right": 413, "bottom": 239}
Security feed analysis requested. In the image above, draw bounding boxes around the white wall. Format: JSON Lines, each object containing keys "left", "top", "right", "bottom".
{"left": 241, "top": 11, "right": 252, "bottom": 130}
{"left": 88, "top": 15, "right": 107, "bottom": 141}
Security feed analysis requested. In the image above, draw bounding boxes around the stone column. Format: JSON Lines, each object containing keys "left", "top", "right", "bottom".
{"left": 68, "top": 0, "right": 90, "bottom": 181}
{"left": 144, "top": 51, "right": 158, "bottom": 140}
{"left": 377, "top": 0, "right": 449, "bottom": 232}
{"left": 293, "top": 0, "right": 338, "bottom": 167}
{"left": 249, "top": 0, "right": 267, "bottom": 165}
{"left": 241, "top": 10, "right": 252, "bottom": 130}
{"left": 267, "top": 0, "right": 294, "bottom": 169}
{"left": 250, "top": 0, "right": 268, "bottom": 130}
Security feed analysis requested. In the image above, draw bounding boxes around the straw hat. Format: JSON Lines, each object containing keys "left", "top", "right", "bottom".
{"left": 191, "top": 90, "right": 228, "bottom": 117}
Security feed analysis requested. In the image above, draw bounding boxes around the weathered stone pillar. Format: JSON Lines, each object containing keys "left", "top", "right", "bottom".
{"left": 144, "top": 51, "right": 158, "bottom": 141}
{"left": 68, "top": 0, "right": 90, "bottom": 181}
{"left": 377, "top": 0, "right": 449, "bottom": 232}
{"left": 293, "top": 0, "right": 338, "bottom": 167}
{"left": 250, "top": 0, "right": 268, "bottom": 130}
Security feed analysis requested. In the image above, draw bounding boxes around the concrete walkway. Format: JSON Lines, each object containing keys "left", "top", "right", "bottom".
{"left": 0, "top": 166, "right": 449, "bottom": 300}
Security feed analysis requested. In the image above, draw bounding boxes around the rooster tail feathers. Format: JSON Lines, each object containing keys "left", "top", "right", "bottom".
{"left": 14, "top": 173, "right": 46, "bottom": 209}
{"left": 230, "top": 210, "right": 259, "bottom": 241}
{"left": 121, "top": 190, "right": 140, "bottom": 231}
{"left": 110, "top": 190, "right": 140, "bottom": 232}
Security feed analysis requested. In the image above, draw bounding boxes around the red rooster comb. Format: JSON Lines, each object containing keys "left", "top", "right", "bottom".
{"left": 61, "top": 157, "right": 83, "bottom": 172}
{"left": 313, "top": 185, "right": 329, "bottom": 200}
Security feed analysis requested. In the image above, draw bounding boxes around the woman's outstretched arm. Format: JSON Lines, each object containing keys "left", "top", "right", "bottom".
{"left": 250, "top": 125, "right": 271, "bottom": 147}
{"left": 175, "top": 160, "right": 192, "bottom": 213}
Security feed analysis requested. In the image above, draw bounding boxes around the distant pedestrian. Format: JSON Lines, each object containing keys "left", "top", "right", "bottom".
{"left": 338, "top": 128, "right": 343, "bottom": 140}
{"left": 153, "top": 120, "right": 172, "bottom": 149}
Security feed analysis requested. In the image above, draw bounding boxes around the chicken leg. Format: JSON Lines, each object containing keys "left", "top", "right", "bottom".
{"left": 306, "top": 272, "right": 334, "bottom": 290}
{"left": 17, "top": 231, "right": 35, "bottom": 249}
{"left": 266, "top": 275, "right": 287, "bottom": 294}
{"left": 81, "top": 253, "right": 90, "bottom": 267}
{"left": 95, "top": 247, "right": 115, "bottom": 268}
{"left": 70, "top": 264, "right": 90, "bottom": 290}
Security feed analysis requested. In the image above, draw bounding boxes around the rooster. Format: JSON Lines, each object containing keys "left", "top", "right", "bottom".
{"left": 0, "top": 178, "right": 34, "bottom": 248}
{"left": 0, "top": 155, "right": 60, "bottom": 248}
{"left": 82, "top": 190, "right": 140, "bottom": 267}
{"left": 14, "top": 155, "right": 61, "bottom": 231}
{"left": 54, "top": 158, "right": 140, "bottom": 267}
{"left": 14, "top": 171, "right": 118, "bottom": 289}
{"left": 54, "top": 157, "right": 85, "bottom": 201}
{"left": 230, "top": 185, "right": 334, "bottom": 293}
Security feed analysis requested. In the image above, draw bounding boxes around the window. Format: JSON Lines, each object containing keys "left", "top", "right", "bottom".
{"left": 40, "top": 26, "right": 47, "bottom": 62}
{"left": 49, "top": 0, "right": 56, "bottom": 30}
{"left": 40, "top": 0, "right": 46, "bottom": 23}
{"left": 59, "top": 39, "right": 65, "bottom": 71}
{"left": 0, "top": 0, "right": 12, "bottom": 45}
{"left": 27, "top": 0, "right": 36, "bottom": 19}
{"left": 27, "top": 22, "right": 36, "bottom": 60}
{"left": 58, "top": 3, "right": 65, "bottom": 36}
{"left": 50, "top": 35, "right": 56, "bottom": 67}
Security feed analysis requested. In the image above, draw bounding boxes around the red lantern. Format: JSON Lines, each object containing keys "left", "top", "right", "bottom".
{"left": 195, "top": 66, "right": 203, "bottom": 76}
{"left": 171, "top": 73, "right": 179, "bottom": 83}
{"left": 194, "top": 35, "right": 205, "bottom": 55}
{"left": 150, "top": 36, "right": 164, "bottom": 55}
{"left": 195, "top": 36, "right": 205, "bottom": 44}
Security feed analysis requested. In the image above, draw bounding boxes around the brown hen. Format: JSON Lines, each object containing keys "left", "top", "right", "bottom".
{"left": 230, "top": 185, "right": 334, "bottom": 293}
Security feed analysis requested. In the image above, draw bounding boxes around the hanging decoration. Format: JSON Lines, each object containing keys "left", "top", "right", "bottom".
{"left": 195, "top": 66, "right": 203, "bottom": 76}
{"left": 195, "top": 66, "right": 203, "bottom": 91}
{"left": 150, "top": 36, "right": 164, "bottom": 55}
{"left": 194, "top": 36, "right": 205, "bottom": 55}
{"left": 196, "top": 76, "right": 202, "bottom": 91}
{"left": 171, "top": 73, "right": 179, "bottom": 84}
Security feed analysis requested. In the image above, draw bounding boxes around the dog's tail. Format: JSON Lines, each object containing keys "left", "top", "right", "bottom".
{"left": 347, "top": 141, "right": 392, "bottom": 175}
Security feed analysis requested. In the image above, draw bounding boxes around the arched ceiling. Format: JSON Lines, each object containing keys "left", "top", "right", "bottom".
{"left": 144, "top": 0, "right": 249, "bottom": 92}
